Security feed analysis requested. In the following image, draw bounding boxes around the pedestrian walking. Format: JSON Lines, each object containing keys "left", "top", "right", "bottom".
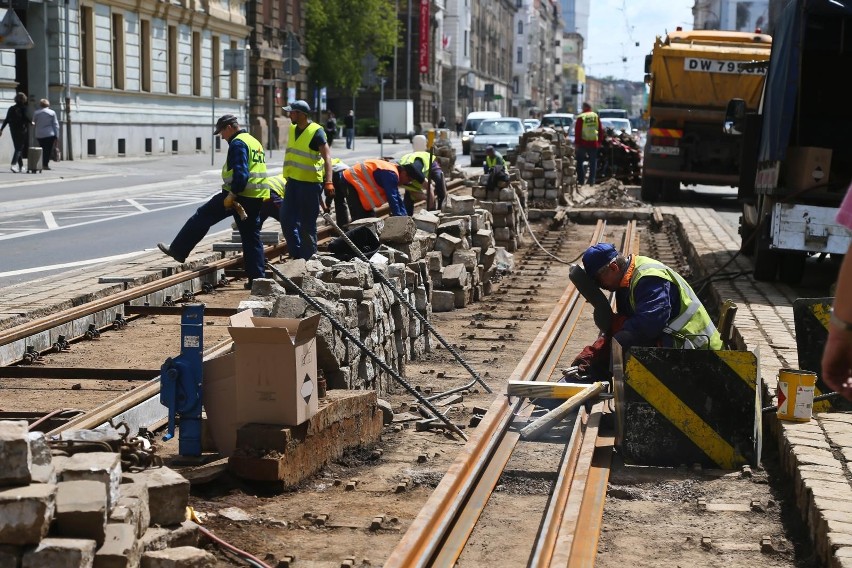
{"left": 341, "top": 159, "right": 420, "bottom": 221}
{"left": 281, "top": 100, "right": 334, "bottom": 260}
{"left": 438, "top": 115, "right": 447, "bottom": 129}
{"left": 344, "top": 110, "right": 355, "bottom": 149}
{"left": 32, "top": 99, "right": 59, "bottom": 170}
{"left": 0, "top": 93, "right": 30, "bottom": 173}
{"left": 455, "top": 117, "right": 463, "bottom": 139}
{"left": 157, "top": 114, "right": 269, "bottom": 289}
{"left": 324, "top": 111, "right": 337, "bottom": 147}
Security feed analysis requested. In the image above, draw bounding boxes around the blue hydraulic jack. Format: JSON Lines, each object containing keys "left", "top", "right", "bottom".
{"left": 160, "top": 303, "right": 204, "bottom": 457}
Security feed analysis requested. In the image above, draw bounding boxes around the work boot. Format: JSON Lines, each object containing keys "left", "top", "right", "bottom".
{"left": 157, "top": 242, "right": 186, "bottom": 263}
{"left": 243, "top": 280, "right": 253, "bottom": 291}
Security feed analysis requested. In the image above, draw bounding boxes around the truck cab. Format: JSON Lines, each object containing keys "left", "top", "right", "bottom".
{"left": 727, "top": 0, "right": 852, "bottom": 284}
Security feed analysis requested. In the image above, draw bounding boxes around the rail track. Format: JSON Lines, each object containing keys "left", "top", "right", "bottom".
{"left": 386, "top": 219, "right": 637, "bottom": 568}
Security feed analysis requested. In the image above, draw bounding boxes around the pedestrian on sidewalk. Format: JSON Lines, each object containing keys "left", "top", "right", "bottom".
{"left": 281, "top": 100, "right": 334, "bottom": 260}
{"left": 344, "top": 110, "right": 355, "bottom": 149}
{"left": 455, "top": 117, "right": 463, "bottom": 139}
{"left": 574, "top": 102, "right": 604, "bottom": 186}
{"left": 0, "top": 93, "right": 30, "bottom": 173}
{"left": 822, "top": 188, "right": 852, "bottom": 399}
{"left": 32, "top": 99, "right": 59, "bottom": 171}
{"left": 158, "top": 114, "right": 269, "bottom": 289}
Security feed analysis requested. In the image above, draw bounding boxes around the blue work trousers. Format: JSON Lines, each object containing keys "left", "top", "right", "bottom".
{"left": 169, "top": 191, "right": 265, "bottom": 279}
{"left": 576, "top": 146, "right": 599, "bottom": 186}
{"left": 259, "top": 192, "right": 284, "bottom": 231}
{"left": 280, "top": 179, "right": 322, "bottom": 260}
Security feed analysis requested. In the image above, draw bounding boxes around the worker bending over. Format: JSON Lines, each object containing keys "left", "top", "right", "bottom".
{"left": 397, "top": 151, "right": 447, "bottom": 215}
{"left": 341, "top": 159, "right": 422, "bottom": 221}
{"left": 573, "top": 243, "right": 722, "bottom": 379}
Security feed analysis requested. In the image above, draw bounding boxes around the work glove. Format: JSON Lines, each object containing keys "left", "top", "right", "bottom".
{"left": 223, "top": 192, "right": 247, "bottom": 221}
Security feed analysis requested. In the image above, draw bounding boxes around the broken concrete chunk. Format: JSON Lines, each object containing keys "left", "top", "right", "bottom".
{"left": 379, "top": 216, "right": 417, "bottom": 244}
{"left": 271, "top": 294, "right": 308, "bottom": 319}
{"left": 60, "top": 452, "right": 122, "bottom": 509}
{"left": 124, "top": 468, "right": 189, "bottom": 527}
{"left": 21, "top": 537, "right": 96, "bottom": 568}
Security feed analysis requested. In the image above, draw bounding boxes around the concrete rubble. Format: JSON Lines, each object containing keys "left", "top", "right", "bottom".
{"left": 512, "top": 129, "right": 578, "bottom": 210}
{"left": 0, "top": 420, "right": 215, "bottom": 568}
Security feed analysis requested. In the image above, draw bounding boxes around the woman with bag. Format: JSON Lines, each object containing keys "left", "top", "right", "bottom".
{"left": 32, "top": 99, "right": 59, "bottom": 170}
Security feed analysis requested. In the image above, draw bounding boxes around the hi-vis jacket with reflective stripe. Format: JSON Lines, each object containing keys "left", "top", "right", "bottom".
{"left": 397, "top": 151, "right": 431, "bottom": 197}
{"left": 342, "top": 159, "right": 399, "bottom": 211}
{"left": 628, "top": 256, "right": 722, "bottom": 350}
{"left": 267, "top": 174, "right": 286, "bottom": 198}
{"left": 221, "top": 132, "right": 269, "bottom": 199}
{"left": 283, "top": 122, "right": 324, "bottom": 182}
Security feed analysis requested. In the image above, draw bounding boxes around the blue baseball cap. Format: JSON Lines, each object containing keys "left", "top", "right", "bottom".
{"left": 582, "top": 243, "right": 618, "bottom": 276}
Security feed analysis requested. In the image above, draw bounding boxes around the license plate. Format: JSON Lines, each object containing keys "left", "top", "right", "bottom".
{"left": 650, "top": 145, "right": 680, "bottom": 156}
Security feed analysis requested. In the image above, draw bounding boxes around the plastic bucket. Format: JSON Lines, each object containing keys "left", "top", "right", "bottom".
{"left": 776, "top": 368, "right": 817, "bottom": 422}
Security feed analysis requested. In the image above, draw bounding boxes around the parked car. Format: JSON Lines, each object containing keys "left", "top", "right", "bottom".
{"left": 598, "top": 108, "right": 629, "bottom": 120}
{"left": 523, "top": 119, "right": 540, "bottom": 131}
{"left": 539, "top": 113, "right": 574, "bottom": 130}
{"left": 469, "top": 118, "right": 525, "bottom": 167}
{"left": 601, "top": 118, "right": 633, "bottom": 136}
{"left": 461, "top": 111, "right": 501, "bottom": 155}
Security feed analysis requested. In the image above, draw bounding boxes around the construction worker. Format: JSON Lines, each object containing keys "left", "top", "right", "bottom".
{"left": 158, "top": 114, "right": 269, "bottom": 289}
{"left": 574, "top": 102, "right": 604, "bottom": 186}
{"left": 483, "top": 145, "right": 506, "bottom": 174}
{"left": 341, "top": 159, "right": 421, "bottom": 221}
{"left": 281, "top": 100, "right": 334, "bottom": 260}
{"left": 397, "top": 151, "right": 446, "bottom": 216}
{"left": 324, "top": 158, "right": 352, "bottom": 229}
{"left": 572, "top": 242, "right": 722, "bottom": 380}
{"left": 258, "top": 173, "right": 287, "bottom": 231}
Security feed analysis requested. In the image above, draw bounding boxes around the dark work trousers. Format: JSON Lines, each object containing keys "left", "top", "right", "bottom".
{"left": 280, "top": 179, "right": 322, "bottom": 260}
{"left": 10, "top": 131, "right": 27, "bottom": 170}
{"left": 169, "top": 191, "right": 265, "bottom": 280}
{"left": 403, "top": 180, "right": 446, "bottom": 216}
{"left": 37, "top": 136, "right": 56, "bottom": 167}
{"left": 576, "top": 146, "right": 600, "bottom": 186}
{"left": 324, "top": 170, "right": 351, "bottom": 229}
{"left": 258, "top": 192, "right": 284, "bottom": 233}
{"left": 343, "top": 181, "right": 374, "bottom": 222}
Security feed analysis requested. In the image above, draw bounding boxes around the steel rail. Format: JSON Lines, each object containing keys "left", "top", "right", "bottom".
{"left": 385, "top": 220, "right": 608, "bottom": 568}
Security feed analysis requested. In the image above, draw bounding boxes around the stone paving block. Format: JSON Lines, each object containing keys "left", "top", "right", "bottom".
{"left": 140, "top": 522, "right": 199, "bottom": 552}
{"left": 413, "top": 210, "right": 440, "bottom": 233}
{"left": 441, "top": 264, "right": 469, "bottom": 288}
{"left": 379, "top": 216, "right": 416, "bottom": 244}
{"left": 0, "top": 421, "right": 31, "bottom": 487}
{"left": 118, "top": 483, "right": 151, "bottom": 537}
{"left": 55, "top": 480, "right": 108, "bottom": 545}
{"left": 833, "top": 548, "right": 852, "bottom": 568}
{"left": 792, "top": 445, "right": 842, "bottom": 469}
{"left": 95, "top": 523, "right": 141, "bottom": 568}
{"left": 124, "top": 468, "right": 189, "bottom": 527}
{"left": 21, "top": 537, "right": 97, "bottom": 568}
{"left": 60, "top": 452, "right": 122, "bottom": 509}
{"left": 785, "top": 435, "right": 832, "bottom": 450}
{"left": 820, "top": 413, "right": 852, "bottom": 424}
{"left": 27, "top": 431, "right": 51, "bottom": 467}
{"left": 0, "top": 483, "right": 56, "bottom": 545}
{"left": 141, "top": 546, "right": 215, "bottom": 568}
{"left": 431, "top": 290, "right": 455, "bottom": 313}
{"left": 31, "top": 463, "right": 57, "bottom": 485}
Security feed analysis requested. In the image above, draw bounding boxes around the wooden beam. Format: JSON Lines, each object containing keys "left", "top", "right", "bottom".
{"left": 520, "top": 382, "right": 606, "bottom": 441}
{"left": 506, "top": 381, "right": 591, "bottom": 399}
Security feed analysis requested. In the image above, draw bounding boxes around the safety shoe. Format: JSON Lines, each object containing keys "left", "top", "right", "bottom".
{"left": 243, "top": 280, "right": 253, "bottom": 291}
{"left": 157, "top": 242, "right": 186, "bottom": 263}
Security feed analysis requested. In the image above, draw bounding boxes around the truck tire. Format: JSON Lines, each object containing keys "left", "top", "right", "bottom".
{"left": 662, "top": 179, "right": 681, "bottom": 201}
{"left": 778, "top": 252, "right": 806, "bottom": 285}
{"left": 641, "top": 176, "right": 663, "bottom": 202}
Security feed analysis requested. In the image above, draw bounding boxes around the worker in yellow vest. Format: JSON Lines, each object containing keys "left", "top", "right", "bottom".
{"left": 574, "top": 102, "right": 604, "bottom": 186}
{"left": 397, "top": 151, "right": 446, "bottom": 216}
{"left": 281, "top": 100, "right": 334, "bottom": 260}
{"left": 158, "top": 114, "right": 269, "bottom": 289}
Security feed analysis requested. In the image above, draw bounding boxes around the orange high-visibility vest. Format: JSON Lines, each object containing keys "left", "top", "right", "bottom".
{"left": 342, "top": 159, "right": 398, "bottom": 212}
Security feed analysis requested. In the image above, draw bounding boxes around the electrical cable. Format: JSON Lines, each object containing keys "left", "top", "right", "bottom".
{"left": 197, "top": 525, "right": 272, "bottom": 568}
{"left": 513, "top": 190, "right": 580, "bottom": 266}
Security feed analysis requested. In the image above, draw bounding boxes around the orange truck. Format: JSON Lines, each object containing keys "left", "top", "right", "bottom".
{"left": 641, "top": 29, "right": 772, "bottom": 202}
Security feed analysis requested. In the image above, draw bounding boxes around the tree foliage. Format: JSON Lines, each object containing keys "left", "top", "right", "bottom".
{"left": 305, "top": 0, "right": 399, "bottom": 94}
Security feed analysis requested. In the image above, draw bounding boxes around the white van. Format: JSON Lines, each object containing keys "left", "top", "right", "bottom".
{"left": 462, "top": 111, "right": 501, "bottom": 155}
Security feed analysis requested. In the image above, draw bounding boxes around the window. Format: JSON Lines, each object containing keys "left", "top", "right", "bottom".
{"left": 230, "top": 40, "right": 239, "bottom": 99}
{"left": 168, "top": 25, "right": 177, "bottom": 94}
{"left": 517, "top": 21, "right": 523, "bottom": 35}
{"left": 211, "top": 35, "right": 220, "bottom": 98}
{"left": 112, "top": 13, "right": 125, "bottom": 90}
{"left": 517, "top": 47, "right": 523, "bottom": 64}
{"left": 141, "top": 20, "right": 151, "bottom": 92}
{"left": 81, "top": 6, "right": 95, "bottom": 87}
{"left": 192, "top": 31, "right": 201, "bottom": 96}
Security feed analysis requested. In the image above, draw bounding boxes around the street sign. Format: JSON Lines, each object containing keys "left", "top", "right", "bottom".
{"left": 283, "top": 58, "right": 300, "bottom": 75}
{"left": 0, "top": 9, "right": 33, "bottom": 50}
{"left": 285, "top": 32, "right": 301, "bottom": 55}
{"left": 223, "top": 49, "right": 245, "bottom": 71}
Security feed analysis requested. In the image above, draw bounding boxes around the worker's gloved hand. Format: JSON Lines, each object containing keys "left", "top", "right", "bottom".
{"left": 323, "top": 181, "right": 335, "bottom": 199}
{"left": 223, "top": 192, "right": 236, "bottom": 210}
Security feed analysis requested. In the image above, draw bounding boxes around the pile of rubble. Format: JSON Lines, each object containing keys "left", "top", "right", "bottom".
{"left": 514, "top": 129, "right": 578, "bottom": 208}
{"left": 248, "top": 201, "right": 506, "bottom": 394}
{"left": 599, "top": 130, "right": 642, "bottom": 184}
{"left": 470, "top": 169, "right": 529, "bottom": 252}
{"left": 574, "top": 178, "right": 644, "bottom": 208}
{"left": 431, "top": 136, "right": 459, "bottom": 179}
{"left": 0, "top": 420, "right": 208, "bottom": 567}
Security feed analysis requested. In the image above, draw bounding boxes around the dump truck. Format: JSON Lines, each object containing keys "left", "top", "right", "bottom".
{"left": 724, "top": 0, "right": 852, "bottom": 284}
{"left": 641, "top": 29, "right": 772, "bottom": 202}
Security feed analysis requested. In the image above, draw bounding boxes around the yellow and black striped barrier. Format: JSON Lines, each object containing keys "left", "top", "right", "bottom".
{"left": 613, "top": 342, "right": 760, "bottom": 469}
{"left": 792, "top": 298, "right": 836, "bottom": 412}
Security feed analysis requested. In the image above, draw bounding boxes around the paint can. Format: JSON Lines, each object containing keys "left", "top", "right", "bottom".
{"left": 776, "top": 368, "right": 816, "bottom": 422}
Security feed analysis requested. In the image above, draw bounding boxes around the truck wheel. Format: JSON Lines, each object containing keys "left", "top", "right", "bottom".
{"left": 662, "top": 180, "right": 681, "bottom": 202}
{"left": 778, "top": 252, "right": 806, "bottom": 285}
{"left": 752, "top": 244, "right": 779, "bottom": 281}
{"left": 641, "top": 176, "right": 663, "bottom": 202}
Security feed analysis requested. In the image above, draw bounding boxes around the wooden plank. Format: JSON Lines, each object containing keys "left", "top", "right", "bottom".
{"left": 506, "top": 380, "right": 590, "bottom": 399}
{"left": 519, "top": 382, "right": 606, "bottom": 441}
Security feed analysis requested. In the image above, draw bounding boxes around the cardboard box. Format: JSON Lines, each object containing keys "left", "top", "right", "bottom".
{"left": 202, "top": 352, "right": 239, "bottom": 457}
{"left": 227, "top": 310, "right": 321, "bottom": 427}
{"left": 785, "top": 146, "right": 832, "bottom": 191}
